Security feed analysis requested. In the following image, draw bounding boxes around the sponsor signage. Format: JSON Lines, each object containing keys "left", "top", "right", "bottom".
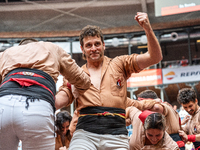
{"left": 154, "top": 0, "right": 200, "bottom": 17}
{"left": 162, "top": 66, "right": 200, "bottom": 84}
{"left": 127, "top": 69, "right": 162, "bottom": 87}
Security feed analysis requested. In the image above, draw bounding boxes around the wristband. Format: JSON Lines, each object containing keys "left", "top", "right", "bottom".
{"left": 176, "top": 141, "right": 185, "bottom": 148}
{"left": 188, "top": 135, "right": 196, "bottom": 142}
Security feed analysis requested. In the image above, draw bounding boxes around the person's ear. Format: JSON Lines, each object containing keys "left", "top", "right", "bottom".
{"left": 80, "top": 46, "right": 84, "bottom": 53}
{"left": 103, "top": 42, "right": 105, "bottom": 51}
{"left": 195, "top": 98, "right": 198, "bottom": 104}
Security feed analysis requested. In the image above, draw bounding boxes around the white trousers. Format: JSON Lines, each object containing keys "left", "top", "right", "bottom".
{"left": 0, "top": 95, "right": 55, "bottom": 150}
{"left": 69, "top": 129, "right": 130, "bottom": 150}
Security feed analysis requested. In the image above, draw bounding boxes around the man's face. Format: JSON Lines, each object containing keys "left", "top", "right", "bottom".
{"left": 81, "top": 36, "right": 105, "bottom": 62}
{"left": 182, "top": 99, "right": 198, "bottom": 116}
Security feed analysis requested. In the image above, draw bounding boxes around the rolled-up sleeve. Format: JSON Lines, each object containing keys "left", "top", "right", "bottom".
{"left": 123, "top": 54, "right": 142, "bottom": 75}
{"left": 112, "top": 54, "right": 142, "bottom": 79}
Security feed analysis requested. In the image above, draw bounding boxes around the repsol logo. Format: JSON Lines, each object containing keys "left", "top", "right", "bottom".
{"left": 180, "top": 71, "right": 200, "bottom": 77}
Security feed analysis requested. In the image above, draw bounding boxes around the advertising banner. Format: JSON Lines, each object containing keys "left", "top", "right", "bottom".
{"left": 127, "top": 69, "right": 162, "bottom": 87}
{"left": 154, "top": 0, "right": 200, "bottom": 17}
{"left": 162, "top": 66, "right": 200, "bottom": 84}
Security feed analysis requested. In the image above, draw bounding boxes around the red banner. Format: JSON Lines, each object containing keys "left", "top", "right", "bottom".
{"left": 161, "top": 5, "right": 200, "bottom": 16}
{"left": 127, "top": 69, "right": 163, "bottom": 87}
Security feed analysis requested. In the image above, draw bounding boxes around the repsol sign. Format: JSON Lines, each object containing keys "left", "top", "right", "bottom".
{"left": 180, "top": 71, "right": 200, "bottom": 77}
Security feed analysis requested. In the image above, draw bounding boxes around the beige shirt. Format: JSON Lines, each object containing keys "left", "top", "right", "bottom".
{"left": 0, "top": 41, "right": 90, "bottom": 91}
{"left": 69, "top": 109, "right": 79, "bottom": 135}
{"left": 160, "top": 102, "right": 181, "bottom": 134}
{"left": 128, "top": 107, "right": 179, "bottom": 150}
{"left": 59, "top": 54, "right": 142, "bottom": 110}
{"left": 183, "top": 107, "right": 200, "bottom": 135}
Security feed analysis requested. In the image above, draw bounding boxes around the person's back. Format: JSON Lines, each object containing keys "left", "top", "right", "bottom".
{"left": 0, "top": 39, "right": 91, "bottom": 150}
{"left": 128, "top": 108, "right": 179, "bottom": 150}
{"left": 0, "top": 41, "right": 90, "bottom": 85}
{"left": 136, "top": 90, "right": 185, "bottom": 149}
{"left": 1, "top": 41, "right": 59, "bottom": 81}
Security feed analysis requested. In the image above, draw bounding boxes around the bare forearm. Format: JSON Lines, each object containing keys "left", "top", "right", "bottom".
{"left": 135, "top": 12, "right": 162, "bottom": 69}
{"left": 55, "top": 91, "right": 70, "bottom": 110}
{"left": 179, "top": 130, "right": 200, "bottom": 142}
{"left": 145, "top": 29, "right": 162, "bottom": 64}
{"left": 137, "top": 30, "right": 162, "bottom": 69}
{"left": 194, "top": 134, "right": 200, "bottom": 142}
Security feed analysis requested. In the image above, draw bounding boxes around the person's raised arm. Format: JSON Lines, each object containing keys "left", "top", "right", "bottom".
{"left": 135, "top": 12, "right": 163, "bottom": 70}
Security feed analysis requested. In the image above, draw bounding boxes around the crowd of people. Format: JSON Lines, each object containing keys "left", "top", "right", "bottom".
{"left": 162, "top": 55, "right": 200, "bottom": 69}
{"left": 53, "top": 88, "right": 199, "bottom": 150}
{"left": 0, "top": 12, "right": 199, "bottom": 150}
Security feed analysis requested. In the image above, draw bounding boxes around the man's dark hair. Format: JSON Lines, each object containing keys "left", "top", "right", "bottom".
{"left": 137, "top": 90, "right": 158, "bottom": 99}
{"left": 55, "top": 111, "right": 72, "bottom": 136}
{"left": 79, "top": 25, "right": 104, "bottom": 48}
{"left": 19, "top": 38, "right": 38, "bottom": 46}
{"left": 79, "top": 25, "right": 104, "bottom": 60}
{"left": 177, "top": 88, "right": 197, "bottom": 104}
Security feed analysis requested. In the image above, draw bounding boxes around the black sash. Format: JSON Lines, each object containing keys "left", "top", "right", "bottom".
{"left": 76, "top": 106, "right": 128, "bottom": 135}
{"left": 193, "top": 141, "right": 200, "bottom": 149}
{"left": 0, "top": 68, "right": 56, "bottom": 112}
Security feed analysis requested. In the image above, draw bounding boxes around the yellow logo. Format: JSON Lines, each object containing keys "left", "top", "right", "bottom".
{"left": 164, "top": 71, "right": 176, "bottom": 80}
